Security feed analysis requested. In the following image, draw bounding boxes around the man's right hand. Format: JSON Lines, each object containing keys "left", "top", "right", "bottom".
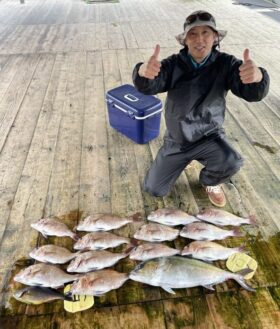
{"left": 138, "top": 44, "right": 161, "bottom": 80}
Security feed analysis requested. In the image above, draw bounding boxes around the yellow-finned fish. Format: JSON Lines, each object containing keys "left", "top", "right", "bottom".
{"left": 129, "top": 256, "right": 255, "bottom": 294}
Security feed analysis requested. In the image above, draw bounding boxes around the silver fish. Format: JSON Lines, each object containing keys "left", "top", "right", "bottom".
{"left": 13, "top": 286, "right": 70, "bottom": 305}
{"left": 148, "top": 208, "right": 199, "bottom": 226}
{"left": 180, "top": 222, "right": 244, "bottom": 241}
{"left": 76, "top": 212, "right": 142, "bottom": 232}
{"left": 196, "top": 208, "right": 256, "bottom": 226}
{"left": 14, "top": 264, "right": 80, "bottom": 288}
{"left": 73, "top": 232, "right": 130, "bottom": 250}
{"left": 181, "top": 241, "right": 245, "bottom": 261}
{"left": 129, "top": 243, "right": 180, "bottom": 261}
{"left": 134, "top": 223, "right": 179, "bottom": 242}
{"left": 69, "top": 269, "right": 129, "bottom": 296}
{"left": 29, "top": 244, "right": 80, "bottom": 264}
{"left": 31, "top": 218, "right": 78, "bottom": 241}
{"left": 67, "top": 248, "right": 131, "bottom": 272}
{"left": 129, "top": 256, "right": 255, "bottom": 293}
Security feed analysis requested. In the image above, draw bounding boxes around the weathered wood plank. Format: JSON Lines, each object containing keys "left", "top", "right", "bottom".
{"left": 227, "top": 94, "right": 280, "bottom": 182}
{"left": 43, "top": 51, "right": 86, "bottom": 224}
{"left": 79, "top": 50, "right": 111, "bottom": 215}
{"left": 86, "top": 23, "right": 108, "bottom": 51}
{"left": 0, "top": 54, "right": 40, "bottom": 151}
{"left": 0, "top": 55, "right": 24, "bottom": 106}
{"left": 224, "top": 112, "right": 280, "bottom": 232}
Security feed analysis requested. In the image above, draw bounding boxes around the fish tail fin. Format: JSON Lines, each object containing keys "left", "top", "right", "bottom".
{"left": 248, "top": 215, "right": 258, "bottom": 226}
{"left": 130, "top": 238, "right": 140, "bottom": 247}
{"left": 232, "top": 269, "right": 256, "bottom": 292}
{"left": 123, "top": 245, "right": 136, "bottom": 257}
{"left": 74, "top": 273, "right": 84, "bottom": 280}
{"left": 74, "top": 250, "right": 83, "bottom": 256}
{"left": 129, "top": 212, "right": 143, "bottom": 222}
{"left": 235, "top": 246, "right": 248, "bottom": 254}
{"left": 72, "top": 233, "right": 80, "bottom": 241}
{"left": 64, "top": 294, "right": 73, "bottom": 301}
{"left": 232, "top": 228, "right": 245, "bottom": 237}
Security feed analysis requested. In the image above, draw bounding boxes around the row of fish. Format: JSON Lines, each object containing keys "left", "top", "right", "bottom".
{"left": 30, "top": 208, "right": 256, "bottom": 241}
{"left": 14, "top": 255, "right": 255, "bottom": 302}
{"left": 29, "top": 240, "right": 245, "bottom": 269}
{"left": 13, "top": 208, "right": 256, "bottom": 303}
{"left": 30, "top": 209, "right": 255, "bottom": 251}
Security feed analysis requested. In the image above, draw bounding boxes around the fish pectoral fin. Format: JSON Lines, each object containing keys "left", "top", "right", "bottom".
{"left": 202, "top": 284, "right": 215, "bottom": 291}
{"left": 152, "top": 238, "right": 163, "bottom": 242}
{"left": 203, "top": 260, "right": 214, "bottom": 264}
{"left": 95, "top": 225, "right": 105, "bottom": 231}
{"left": 161, "top": 286, "right": 176, "bottom": 294}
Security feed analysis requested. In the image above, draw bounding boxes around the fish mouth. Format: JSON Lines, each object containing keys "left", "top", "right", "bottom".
{"left": 128, "top": 272, "right": 137, "bottom": 280}
{"left": 13, "top": 275, "right": 21, "bottom": 281}
{"left": 66, "top": 267, "right": 75, "bottom": 272}
{"left": 181, "top": 252, "right": 193, "bottom": 257}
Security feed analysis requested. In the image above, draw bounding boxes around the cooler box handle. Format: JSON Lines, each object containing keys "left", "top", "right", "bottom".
{"left": 124, "top": 94, "right": 139, "bottom": 102}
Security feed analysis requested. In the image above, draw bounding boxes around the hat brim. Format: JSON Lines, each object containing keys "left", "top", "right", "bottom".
{"left": 176, "top": 23, "right": 227, "bottom": 46}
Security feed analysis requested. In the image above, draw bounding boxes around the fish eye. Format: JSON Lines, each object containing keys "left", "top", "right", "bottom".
{"left": 134, "top": 262, "right": 145, "bottom": 271}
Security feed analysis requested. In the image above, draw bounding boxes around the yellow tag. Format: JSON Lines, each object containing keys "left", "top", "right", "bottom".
{"left": 63, "top": 284, "right": 94, "bottom": 313}
{"left": 226, "top": 253, "right": 258, "bottom": 279}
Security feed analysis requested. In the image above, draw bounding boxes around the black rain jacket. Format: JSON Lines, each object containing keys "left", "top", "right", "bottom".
{"left": 132, "top": 48, "right": 270, "bottom": 144}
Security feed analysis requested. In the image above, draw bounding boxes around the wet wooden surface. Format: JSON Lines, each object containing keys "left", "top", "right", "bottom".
{"left": 0, "top": 0, "right": 280, "bottom": 328}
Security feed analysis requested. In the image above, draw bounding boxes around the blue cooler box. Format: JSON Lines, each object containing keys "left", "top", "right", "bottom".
{"left": 106, "top": 84, "right": 162, "bottom": 144}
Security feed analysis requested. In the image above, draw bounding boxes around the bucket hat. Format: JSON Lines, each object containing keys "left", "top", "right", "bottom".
{"left": 176, "top": 10, "right": 227, "bottom": 46}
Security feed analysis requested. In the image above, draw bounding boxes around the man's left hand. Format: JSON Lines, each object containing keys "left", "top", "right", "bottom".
{"left": 239, "top": 49, "right": 263, "bottom": 84}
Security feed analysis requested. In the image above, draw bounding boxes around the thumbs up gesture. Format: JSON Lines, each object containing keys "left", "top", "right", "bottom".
{"left": 138, "top": 44, "right": 161, "bottom": 80}
{"left": 239, "top": 49, "right": 263, "bottom": 84}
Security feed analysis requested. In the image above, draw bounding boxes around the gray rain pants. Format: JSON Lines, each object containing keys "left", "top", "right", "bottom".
{"left": 144, "top": 132, "right": 243, "bottom": 197}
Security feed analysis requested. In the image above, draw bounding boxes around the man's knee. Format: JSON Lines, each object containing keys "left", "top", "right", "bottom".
{"left": 143, "top": 180, "right": 167, "bottom": 197}
{"left": 200, "top": 152, "right": 243, "bottom": 186}
{"left": 223, "top": 151, "right": 244, "bottom": 174}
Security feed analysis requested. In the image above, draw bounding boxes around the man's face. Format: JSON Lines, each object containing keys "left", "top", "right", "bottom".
{"left": 185, "top": 26, "right": 217, "bottom": 63}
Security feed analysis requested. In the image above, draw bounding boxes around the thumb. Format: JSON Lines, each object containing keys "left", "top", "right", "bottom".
{"left": 243, "top": 48, "right": 250, "bottom": 63}
{"left": 152, "top": 44, "right": 160, "bottom": 60}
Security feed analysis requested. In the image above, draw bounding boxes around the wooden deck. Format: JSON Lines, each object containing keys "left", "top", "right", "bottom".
{"left": 0, "top": 0, "right": 280, "bottom": 327}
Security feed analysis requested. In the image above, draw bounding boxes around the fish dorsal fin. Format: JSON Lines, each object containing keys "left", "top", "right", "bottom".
{"left": 161, "top": 285, "right": 176, "bottom": 294}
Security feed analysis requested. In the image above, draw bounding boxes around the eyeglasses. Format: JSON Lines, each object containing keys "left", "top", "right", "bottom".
{"left": 185, "top": 12, "right": 215, "bottom": 25}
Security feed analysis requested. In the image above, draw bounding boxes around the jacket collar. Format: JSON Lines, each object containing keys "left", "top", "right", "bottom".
{"left": 178, "top": 48, "right": 219, "bottom": 70}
